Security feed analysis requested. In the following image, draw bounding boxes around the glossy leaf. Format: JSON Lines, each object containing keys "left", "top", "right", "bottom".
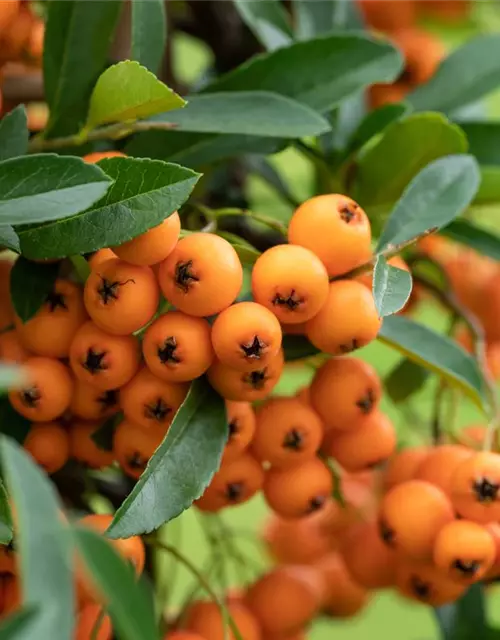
{"left": 293, "top": 0, "right": 362, "bottom": 39}
{"left": 43, "top": 0, "right": 122, "bottom": 137}
{"left": 0, "top": 364, "right": 27, "bottom": 394}
{"left": 10, "top": 257, "right": 59, "bottom": 323}
{"left": 0, "top": 481, "right": 12, "bottom": 545}
{"left": 0, "top": 226, "right": 19, "bottom": 253}
{"left": 434, "top": 584, "right": 486, "bottom": 640}
{"left": 346, "top": 102, "right": 409, "bottom": 155}
{"left": 107, "top": 378, "right": 227, "bottom": 538}
{"left": 354, "top": 113, "right": 467, "bottom": 206}
{"left": 0, "top": 399, "right": 31, "bottom": 444}
{"left": 233, "top": 0, "right": 293, "bottom": 51}
{"left": 86, "top": 61, "right": 185, "bottom": 128}
{"left": 0, "top": 106, "right": 29, "bottom": 161}
{"left": 131, "top": 0, "right": 166, "bottom": 74}
{"left": 372, "top": 255, "right": 413, "bottom": 318}
{"left": 442, "top": 219, "right": 500, "bottom": 262}
{"left": 0, "top": 606, "right": 39, "bottom": 640}
{"left": 72, "top": 526, "right": 158, "bottom": 640}
{"left": 157, "top": 91, "right": 330, "bottom": 137}
{"left": 459, "top": 121, "right": 500, "bottom": 165}
{"left": 377, "top": 155, "right": 481, "bottom": 252}
{"left": 18, "top": 157, "right": 199, "bottom": 260}
{"left": 378, "top": 315, "right": 488, "bottom": 409}
{"left": 385, "top": 358, "right": 430, "bottom": 404}
{"left": 408, "top": 34, "right": 500, "bottom": 115}
{"left": 0, "top": 155, "right": 112, "bottom": 226}
{"left": 1, "top": 438, "right": 74, "bottom": 639}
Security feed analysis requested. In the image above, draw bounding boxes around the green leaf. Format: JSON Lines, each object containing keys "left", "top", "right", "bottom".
{"left": 107, "top": 378, "right": 227, "bottom": 538}
{"left": 282, "top": 334, "right": 320, "bottom": 361}
{"left": 10, "top": 257, "right": 59, "bottom": 322}
{"left": 0, "top": 155, "right": 112, "bottom": 226}
{"left": 372, "top": 255, "right": 412, "bottom": 318}
{"left": 18, "top": 157, "right": 199, "bottom": 260}
{"left": 473, "top": 166, "right": 500, "bottom": 205}
{"left": 0, "top": 398, "right": 31, "bottom": 444}
{"left": 206, "top": 33, "right": 403, "bottom": 114}
{"left": 244, "top": 155, "right": 298, "bottom": 207}
{"left": 72, "top": 526, "right": 158, "bottom": 640}
{"left": 0, "top": 481, "right": 12, "bottom": 545}
{"left": 86, "top": 61, "right": 185, "bottom": 129}
{"left": 1, "top": 437, "right": 75, "bottom": 639}
{"left": 346, "top": 102, "right": 410, "bottom": 155}
{"left": 293, "top": 0, "right": 362, "bottom": 39}
{"left": 408, "top": 34, "right": 500, "bottom": 115}
{"left": 385, "top": 358, "right": 430, "bottom": 404}
{"left": 378, "top": 315, "right": 488, "bottom": 409}
{"left": 0, "top": 606, "right": 39, "bottom": 640}
{"left": 233, "top": 0, "right": 293, "bottom": 51}
{"left": 377, "top": 155, "right": 480, "bottom": 253}
{"left": 0, "top": 226, "right": 20, "bottom": 253}
{"left": 155, "top": 91, "right": 331, "bottom": 137}
{"left": 442, "top": 219, "right": 500, "bottom": 261}
{"left": 0, "top": 365, "right": 27, "bottom": 393}
{"left": 434, "top": 584, "right": 486, "bottom": 640}
{"left": 459, "top": 121, "right": 500, "bottom": 165}
{"left": 354, "top": 113, "right": 467, "bottom": 207}
{"left": 0, "top": 106, "right": 29, "bottom": 161}
{"left": 43, "top": 0, "right": 122, "bottom": 137}
{"left": 131, "top": 0, "right": 166, "bottom": 74}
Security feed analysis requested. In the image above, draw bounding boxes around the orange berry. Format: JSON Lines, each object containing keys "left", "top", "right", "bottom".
{"left": 451, "top": 452, "right": 500, "bottom": 523}
{"left": 305, "top": 280, "right": 381, "bottom": 356}
{"left": 15, "top": 279, "right": 87, "bottom": 358}
{"left": 378, "top": 480, "right": 455, "bottom": 560}
{"left": 88, "top": 248, "right": 117, "bottom": 270}
{"left": 184, "top": 600, "right": 261, "bottom": 640}
{"left": 414, "top": 444, "right": 472, "bottom": 494}
{"left": 358, "top": 0, "right": 416, "bottom": 31}
{"left": 69, "top": 321, "right": 140, "bottom": 391}
{"left": 24, "top": 422, "right": 70, "bottom": 474}
{"left": 263, "top": 458, "right": 333, "bottom": 519}
{"left": 0, "top": 257, "right": 14, "bottom": 332}
{"left": 28, "top": 18, "right": 44, "bottom": 59}
{"left": 120, "top": 367, "right": 188, "bottom": 432}
{"left": 84, "top": 258, "right": 159, "bottom": 335}
{"left": 383, "top": 447, "right": 430, "bottom": 491}
{"left": 368, "top": 82, "right": 410, "bottom": 109}
{"left": 323, "top": 410, "right": 396, "bottom": 472}
{"left": 113, "top": 419, "right": 164, "bottom": 480}
{"left": 165, "top": 634, "right": 205, "bottom": 640}
{"left": 0, "top": 329, "right": 30, "bottom": 363}
{"left": 76, "top": 604, "right": 112, "bottom": 640}
{"left": 288, "top": 195, "right": 372, "bottom": 278}
{"left": 252, "top": 397, "right": 323, "bottom": 469}
{"left": 142, "top": 311, "right": 213, "bottom": 383}
{"left": 0, "top": 547, "right": 16, "bottom": 576}
{"left": 395, "top": 560, "right": 465, "bottom": 607}
{"left": 70, "top": 382, "right": 119, "bottom": 421}
{"left": 1, "top": 573, "right": 21, "bottom": 616}
{"left": 251, "top": 245, "right": 329, "bottom": 324}
{"left": 485, "top": 523, "right": 500, "bottom": 579}
{"left": 295, "top": 385, "right": 311, "bottom": 405}
{"left": 158, "top": 233, "right": 243, "bottom": 317}
{"left": 456, "top": 424, "right": 487, "bottom": 450}
{"left": 420, "top": 0, "right": 470, "bottom": 21}
{"left": 9, "top": 357, "right": 73, "bottom": 421}
{"left": 391, "top": 28, "right": 445, "bottom": 85}
{"left": 207, "top": 349, "right": 284, "bottom": 402}
{"left": 112, "top": 213, "right": 181, "bottom": 266}
{"left": 310, "top": 356, "right": 381, "bottom": 431}
{"left": 0, "top": 0, "right": 19, "bottom": 32}
{"left": 223, "top": 401, "right": 256, "bottom": 462}
{"left": 211, "top": 302, "right": 282, "bottom": 372}
{"left": 82, "top": 151, "right": 126, "bottom": 163}
{"left": 318, "top": 552, "right": 369, "bottom": 618}
{"left": 0, "top": 5, "right": 32, "bottom": 59}
{"left": 69, "top": 421, "right": 115, "bottom": 469}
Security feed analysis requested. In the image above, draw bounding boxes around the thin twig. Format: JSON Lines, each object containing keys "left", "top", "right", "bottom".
{"left": 90, "top": 608, "right": 107, "bottom": 640}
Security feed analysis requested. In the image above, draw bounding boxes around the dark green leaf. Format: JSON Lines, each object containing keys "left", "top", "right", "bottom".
{"left": 293, "top": 0, "right": 362, "bottom": 39}
{"left": 0, "top": 106, "right": 29, "bottom": 161}
{"left": 378, "top": 315, "right": 488, "bottom": 409}
{"left": 0, "top": 365, "right": 27, "bottom": 394}
{"left": 0, "top": 606, "right": 39, "bottom": 640}
{"left": 43, "top": 0, "right": 122, "bottom": 137}
{"left": 0, "top": 227, "right": 19, "bottom": 253}
{"left": 473, "top": 166, "right": 500, "bottom": 205}
{"left": 206, "top": 33, "right": 403, "bottom": 113}
{"left": 354, "top": 113, "right": 467, "bottom": 207}
{"left": 282, "top": 334, "right": 319, "bottom": 361}
{"left": 86, "top": 61, "right": 185, "bottom": 129}
{"left": 10, "top": 257, "right": 59, "bottom": 322}
{"left": 157, "top": 91, "right": 330, "bottom": 137}
{"left": 107, "top": 378, "right": 227, "bottom": 538}
{"left": 0, "top": 481, "right": 12, "bottom": 545}
{"left": 442, "top": 219, "right": 500, "bottom": 261}
{"left": 244, "top": 155, "right": 299, "bottom": 207}
{"left": 131, "top": 0, "right": 166, "bottom": 74}
{"left": 408, "top": 34, "right": 500, "bottom": 115}
{"left": 233, "top": 0, "right": 293, "bottom": 51}
{"left": 72, "top": 527, "right": 159, "bottom": 640}
{"left": 0, "top": 155, "right": 112, "bottom": 226}
{"left": 1, "top": 438, "right": 74, "bottom": 639}
{"left": 459, "top": 121, "right": 500, "bottom": 165}
{"left": 385, "top": 358, "right": 430, "bottom": 404}
{"left": 0, "top": 398, "right": 31, "bottom": 444}
{"left": 346, "top": 102, "right": 410, "bottom": 155}
{"left": 91, "top": 414, "right": 123, "bottom": 452}
{"left": 377, "top": 155, "right": 481, "bottom": 252}
{"left": 372, "top": 255, "right": 413, "bottom": 318}
{"left": 434, "top": 584, "right": 486, "bottom": 640}
{"left": 18, "top": 157, "right": 199, "bottom": 260}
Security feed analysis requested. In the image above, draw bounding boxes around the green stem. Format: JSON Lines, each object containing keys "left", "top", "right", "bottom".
{"left": 69, "top": 255, "right": 91, "bottom": 283}
{"left": 90, "top": 608, "right": 107, "bottom": 640}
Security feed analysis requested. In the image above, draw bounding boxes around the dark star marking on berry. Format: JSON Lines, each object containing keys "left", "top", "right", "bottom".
{"left": 45, "top": 290, "right": 68, "bottom": 312}
{"left": 339, "top": 203, "right": 358, "bottom": 224}
{"left": 144, "top": 398, "right": 171, "bottom": 422}
{"left": 272, "top": 289, "right": 304, "bottom": 311}
{"left": 158, "top": 336, "right": 181, "bottom": 364}
{"left": 452, "top": 558, "right": 481, "bottom": 576}
{"left": 283, "top": 428, "right": 304, "bottom": 450}
{"left": 225, "top": 482, "right": 244, "bottom": 502}
{"left": 473, "top": 477, "right": 499, "bottom": 503}
{"left": 410, "top": 576, "right": 431, "bottom": 600}
{"left": 308, "top": 495, "right": 326, "bottom": 512}
{"left": 228, "top": 419, "right": 239, "bottom": 439}
{"left": 175, "top": 260, "right": 199, "bottom": 293}
{"left": 244, "top": 368, "right": 268, "bottom": 390}
{"left": 127, "top": 452, "right": 147, "bottom": 471}
{"left": 356, "top": 388, "right": 376, "bottom": 414}
{"left": 379, "top": 519, "right": 396, "bottom": 546}
{"left": 97, "top": 276, "right": 135, "bottom": 304}
{"left": 240, "top": 335, "right": 266, "bottom": 360}
{"left": 82, "top": 348, "right": 108, "bottom": 373}
{"left": 20, "top": 387, "right": 41, "bottom": 408}
{"left": 97, "top": 389, "right": 118, "bottom": 411}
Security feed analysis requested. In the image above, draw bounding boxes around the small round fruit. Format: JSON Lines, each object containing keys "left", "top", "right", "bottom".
{"left": 69, "top": 421, "right": 115, "bottom": 469}
{"left": 112, "top": 213, "right": 180, "bottom": 266}
{"left": 76, "top": 604, "right": 112, "bottom": 640}
{"left": 184, "top": 600, "right": 261, "bottom": 640}
{"left": 24, "top": 422, "right": 70, "bottom": 474}
{"left": 88, "top": 248, "right": 117, "bottom": 270}
{"left": 0, "top": 329, "right": 30, "bottom": 363}
{"left": 70, "top": 382, "right": 119, "bottom": 421}
{"left": 395, "top": 561, "right": 465, "bottom": 607}
{"left": 451, "top": 452, "right": 500, "bottom": 523}
{"left": 113, "top": 419, "right": 164, "bottom": 480}
{"left": 0, "top": 257, "right": 14, "bottom": 332}
{"left": 318, "top": 552, "right": 370, "bottom": 618}
{"left": 414, "top": 444, "right": 472, "bottom": 494}
{"left": 383, "top": 447, "right": 430, "bottom": 491}
{"left": 223, "top": 401, "right": 256, "bottom": 462}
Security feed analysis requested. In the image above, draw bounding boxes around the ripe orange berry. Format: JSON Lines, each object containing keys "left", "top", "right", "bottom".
{"left": 70, "top": 382, "right": 119, "bottom": 421}
{"left": 251, "top": 245, "right": 329, "bottom": 324}
{"left": 358, "top": 0, "right": 416, "bottom": 31}
{"left": 207, "top": 350, "right": 284, "bottom": 402}
{"left": 211, "top": 302, "right": 282, "bottom": 372}
{"left": 383, "top": 447, "right": 430, "bottom": 491}
{"left": 451, "top": 452, "right": 500, "bottom": 523}
{"left": 288, "top": 195, "right": 372, "bottom": 278}
{"left": 142, "top": 311, "right": 213, "bottom": 383}
{"left": 414, "top": 444, "right": 472, "bottom": 494}
{"left": 1, "top": 573, "right": 21, "bottom": 616}
{"left": 83, "top": 151, "right": 126, "bottom": 163}
{"left": 251, "top": 397, "right": 323, "bottom": 469}
{"left": 0, "top": 0, "right": 19, "bottom": 31}
{"left": 23, "top": 422, "right": 70, "bottom": 474}
{"left": 318, "top": 552, "right": 369, "bottom": 618}
{"left": 76, "top": 604, "right": 112, "bottom": 640}
{"left": 433, "top": 519, "right": 495, "bottom": 583}
{"left": 295, "top": 385, "right": 311, "bottom": 405}
{"left": 485, "top": 523, "right": 500, "bottom": 579}
{"left": 69, "top": 421, "right": 115, "bottom": 469}
{"left": 69, "top": 321, "right": 140, "bottom": 391}
{"left": 9, "top": 357, "right": 73, "bottom": 421}
{"left": 88, "top": 248, "right": 117, "bottom": 270}
{"left": 84, "top": 258, "right": 159, "bottom": 335}
{"left": 15, "top": 280, "right": 87, "bottom": 358}
{"left": 183, "top": 600, "right": 261, "bottom": 640}
{"left": 391, "top": 28, "right": 445, "bottom": 85}
{"left": 158, "top": 233, "right": 243, "bottom": 317}
{"left": 310, "top": 357, "right": 381, "bottom": 431}
{"left": 263, "top": 458, "right": 333, "bottom": 519}
{"left": 120, "top": 367, "right": 188, "bottom": 432}
{"left": 395, "top": 560, "right": 465, "bottom": 607}
{"left": 165, "top": 634, "right": 205, "bottom": 640}
{"left": 112, "top": 213, "right": 181, "bottom": 266}
{"left": 195, "top": 453, "right": 264, "bottom": 512}
{"left": 223, "top": 401, "right": 256, "bottom": 462}
{"left": 0, "top": 257, "right": 14, "bottom": 332}
{"left": 28, "top": 18, "right": 44, "bottom": 59}
{"left": 457, "top": 424, "right": 487, "bottom": 449}
{"left": 0, "top": 547, "right": 16, "bottom": 576}
{"left": 323, "top": 410, "right": 396, "bottom": 472}
{"left": 379, "top": 480, "right": 455, "bottom": 560}
{"left": 0, "top": 329, "right": 30, "bottom": 363}
{"left": 245, "top": 566, "right": 323, "bottom": 636}
{"left": 306, "top": 280, "right": 381, "bottom": 356}
{"left": 113, "top": 419, "right": 164, "bottom": 480}
{"left": 0, "top": 5, "right": 32, "bottom": 58}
